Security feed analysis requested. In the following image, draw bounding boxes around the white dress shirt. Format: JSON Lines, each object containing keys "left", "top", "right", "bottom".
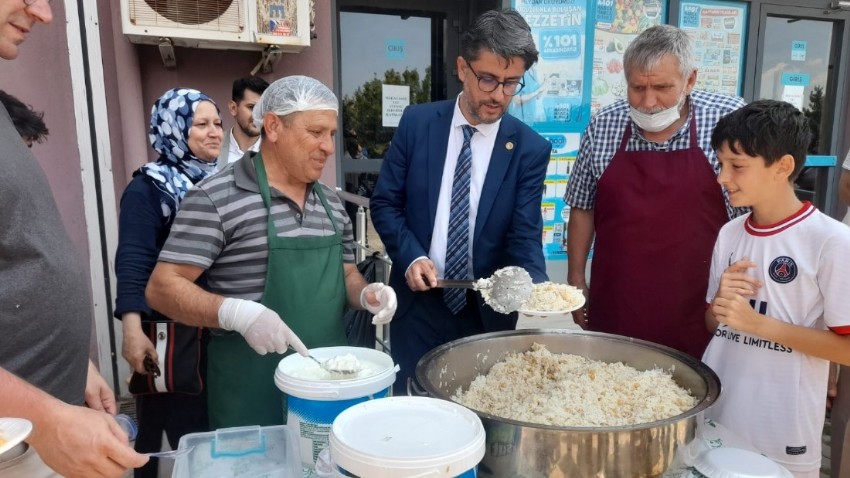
{"left": 227, "top": 127, "right": 261, "bottom": 164}
{"left": 428, "top": 96, "right": 501, "bottom": 278}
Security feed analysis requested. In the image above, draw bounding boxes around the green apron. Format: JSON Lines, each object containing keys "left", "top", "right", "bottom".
{"left": 207, "top": 154, "right": 348, "bottom": 428}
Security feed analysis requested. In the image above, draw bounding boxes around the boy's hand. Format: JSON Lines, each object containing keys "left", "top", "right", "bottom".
{"left": 711, "top": 259, "right": 764, "bottom": 334}
{"left": 717, "top": 259, "right": 761, "bottom": 297}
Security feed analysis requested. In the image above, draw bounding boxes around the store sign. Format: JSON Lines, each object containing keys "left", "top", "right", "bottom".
{"left": 781, "top": 72, "right": 810, "bottom": 110}
{"left": 381, "top": 84, "right": 409, "bottom": 127}
{"left": 384, "top": 39, "right": 406, "bottom": 60}
{"left": 781, "top": 72, "right": 810, "bottom": 86}
{"left": 791, "top": 41, "right": 807, "bottom": 61}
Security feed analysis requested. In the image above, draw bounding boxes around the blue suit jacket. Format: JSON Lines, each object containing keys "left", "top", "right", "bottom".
{"left": 370, "top": 100, "right": 551, "bottom": 331}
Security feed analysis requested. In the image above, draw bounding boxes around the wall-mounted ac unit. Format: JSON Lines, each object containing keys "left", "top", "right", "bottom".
{"left": 121, "top": 0, "right": 311, "bottom": 53}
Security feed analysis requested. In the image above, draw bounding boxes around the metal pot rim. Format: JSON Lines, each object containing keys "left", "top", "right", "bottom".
{"left": 414, "top": 328, "right": 721, "bottom": 432}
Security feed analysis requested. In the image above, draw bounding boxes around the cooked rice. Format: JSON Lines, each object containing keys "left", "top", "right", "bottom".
{"left": 522, "top": 282, "right": 584, "bottom": 312}
{"left": 452, "top": 343, "right": 696, "bottom": 427}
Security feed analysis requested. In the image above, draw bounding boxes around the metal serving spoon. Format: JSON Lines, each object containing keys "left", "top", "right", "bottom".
{"left": 436, "top": 266, "right": 534, "bottom": 314}
{"left": 289, "top": 346, "right": 362, "bottom": 375}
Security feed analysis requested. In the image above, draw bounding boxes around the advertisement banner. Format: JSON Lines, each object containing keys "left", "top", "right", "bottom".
{"left": 512, "top": 0, "right": 594, "bottom": 260}
{"left": 510, "top": 0, "right": 592, "bottom": 133}
{"left": 678, "top": 0, "right": 748, "bottom": 97}
{"left": 591, "top": 0, "right": 666, "bottom": 115}
{"left": 538, "top": 133, "right": 581, "bottom": 261}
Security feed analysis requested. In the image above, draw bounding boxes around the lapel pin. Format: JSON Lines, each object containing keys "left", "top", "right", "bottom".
{"left": 506, "top": 141, "right": 514, "bottom": 150}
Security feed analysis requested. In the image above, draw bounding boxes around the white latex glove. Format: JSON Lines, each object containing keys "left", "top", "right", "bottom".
{"left": 218, "top": 298, "right": 308, "bottom": 356}
{"left": 360, "top": 283, "right": 397, "bottom": 325}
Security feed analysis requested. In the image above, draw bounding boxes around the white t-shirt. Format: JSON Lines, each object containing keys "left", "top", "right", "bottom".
{"left": 702, "top": 202, "right": 850, "bottom": 473}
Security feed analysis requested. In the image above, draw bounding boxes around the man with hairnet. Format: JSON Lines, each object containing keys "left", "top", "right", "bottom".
{"left": 146, "top": 75, "right": 397, "bottom": 428}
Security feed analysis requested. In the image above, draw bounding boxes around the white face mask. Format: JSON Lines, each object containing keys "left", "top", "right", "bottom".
{"left": 629, "top": 92, "right": 686, "bottom": 133}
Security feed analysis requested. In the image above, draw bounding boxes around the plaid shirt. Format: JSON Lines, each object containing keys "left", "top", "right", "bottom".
{"left": 565, "top": 89, "right": 747, "bottom": 218}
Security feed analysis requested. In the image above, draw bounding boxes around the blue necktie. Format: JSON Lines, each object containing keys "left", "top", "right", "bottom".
{"left": 444, "top": 125, "right": 477, "bottom": 314}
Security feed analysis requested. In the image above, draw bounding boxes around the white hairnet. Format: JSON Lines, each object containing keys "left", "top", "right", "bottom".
{"left": 252, "top": 75, "right": 338, "bottom": 128}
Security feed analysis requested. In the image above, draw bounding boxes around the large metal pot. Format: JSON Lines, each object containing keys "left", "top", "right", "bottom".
{"left": 413, "top": 329, "right": 720, "bottom": 478}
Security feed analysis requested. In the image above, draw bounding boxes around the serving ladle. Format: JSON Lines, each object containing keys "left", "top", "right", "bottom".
{"left": 435, "top": 266, "right": 533, "bottom": 314}
{"left": 289, "top": 346, "right": 362, "bottom": 375}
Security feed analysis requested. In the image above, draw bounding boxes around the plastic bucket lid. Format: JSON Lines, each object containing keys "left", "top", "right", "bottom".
{"left": 274, "top": 346, "right": 398, "bottom": 401}
{"left": 694, "top": 448, "right": 794, "bottom": 478}
{"left": 330, "top": 396, "right": 486, "bottom": 478}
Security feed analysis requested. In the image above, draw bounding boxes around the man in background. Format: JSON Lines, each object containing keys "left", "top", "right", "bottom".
{"left": 0, "top": 0, "right": 148, "bottom": 476}
{"left": 219, "top": 76, "right": 269, "bottom": 165}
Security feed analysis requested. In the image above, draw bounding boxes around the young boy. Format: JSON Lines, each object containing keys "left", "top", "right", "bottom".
{"left": 702, "top": 100, "right": 850, "bottom": 477}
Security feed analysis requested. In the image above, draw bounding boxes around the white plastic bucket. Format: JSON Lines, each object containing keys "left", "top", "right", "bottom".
{"left": 274, "top": 346, "right": 398, "bottom": 472}
{"left": 330, "top": 396, "right": 486, "bottom": 478}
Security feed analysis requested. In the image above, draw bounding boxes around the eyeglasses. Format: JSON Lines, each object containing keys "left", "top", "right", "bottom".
{"left": 464, "top": 60, "right": 524, "bottom": 96}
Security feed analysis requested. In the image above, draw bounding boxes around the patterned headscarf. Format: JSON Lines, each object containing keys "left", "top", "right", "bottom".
{"left": 138, "top": 87, "right": 220, "bottom": 220}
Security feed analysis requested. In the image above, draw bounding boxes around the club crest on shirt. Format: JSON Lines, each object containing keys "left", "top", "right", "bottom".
{"left": 768, "top": 256, "right": 797, "bottom": 284}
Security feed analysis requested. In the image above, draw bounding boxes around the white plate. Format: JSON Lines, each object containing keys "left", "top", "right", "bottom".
{"left": 694, "top": 448, "right": 793, "bottom": 478}
{"left": 0, "top": 418, "right": 33, "bottom": 456}
{"left": 518, "top": 308, "right": 576, "bottom": 318}
{"left": 518, "top": 290, "right": 586, "bottom": 317}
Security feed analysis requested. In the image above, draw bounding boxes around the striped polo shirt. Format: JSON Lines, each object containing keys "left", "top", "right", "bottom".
{"left": 158, "top": 152, "right": 356, "bottom": 301}
{"left": 565, "top": 89, "right": 747, "bottom": 218}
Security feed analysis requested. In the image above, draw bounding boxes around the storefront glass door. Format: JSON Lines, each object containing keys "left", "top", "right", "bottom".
{"left": 336, "top": 7, "right": 443, "bottom": 235}
{"left": 752, "top": 4, "right": 850, "bottom": 214}
{"left": 339, "top": 10, "right": 437, "bottom": 162}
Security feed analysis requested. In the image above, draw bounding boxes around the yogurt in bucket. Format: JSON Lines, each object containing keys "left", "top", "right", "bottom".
{"left": 275, "top": 346, "right": 398, "bottom": 473}
{"left": 330, "top": 396, "right": 486, "bottom": 477}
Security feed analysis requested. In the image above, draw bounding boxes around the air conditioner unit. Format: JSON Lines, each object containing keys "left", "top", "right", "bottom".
{"left": 121, "top": 0, "right": 311, "bottom": 53}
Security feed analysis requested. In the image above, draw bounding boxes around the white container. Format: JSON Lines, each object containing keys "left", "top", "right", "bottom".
{"left": 274, "top": 346, "right": 398, "bottom": 471}
{"left": 170, "top": 425, "right": 300, "bottom": 478}
{"left": 694, "top": 448, "right": 794, "bottom": 478}
{"left": 330, "top": 396, "right": 486, "bottom": 478}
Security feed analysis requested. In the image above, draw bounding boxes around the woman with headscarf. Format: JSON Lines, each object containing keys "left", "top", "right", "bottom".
{"left": 114, "top": 88, "right": 222, "bottom": 477}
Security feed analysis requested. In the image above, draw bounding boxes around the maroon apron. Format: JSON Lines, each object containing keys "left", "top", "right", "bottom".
{"left": 588, "top": 116, "right": 728, "bottom": 358}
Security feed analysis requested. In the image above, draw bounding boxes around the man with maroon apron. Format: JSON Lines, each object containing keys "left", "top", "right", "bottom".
{"left": 146, "top": 76, "right": 398, "bottom": 428}
{"left": 564, "top": 26, "right": 746, "bottom": 358}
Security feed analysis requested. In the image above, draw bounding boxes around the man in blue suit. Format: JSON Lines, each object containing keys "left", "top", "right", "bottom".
{"left": 370, "top": 9, "right": 551, "bottom": 392}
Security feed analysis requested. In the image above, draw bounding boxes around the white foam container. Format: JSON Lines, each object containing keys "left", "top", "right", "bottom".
{"left": 330, "top": 396, "right": 486, "bottom": 478}
{"left": 274, "top": 346, "right": 398, "bottom": 470}
{"left": 694, "top": 448, "right": 794, "bottom": 478}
